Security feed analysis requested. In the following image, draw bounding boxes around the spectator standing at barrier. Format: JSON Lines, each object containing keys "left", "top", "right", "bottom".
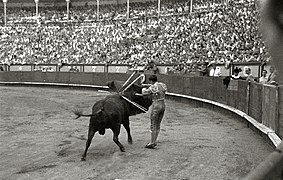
{"left": 244, "top": 67, "right": 255, "bottom": 82}
{"left": 231, "top": 68, "right": 244, "bottom": 80}
{"left": 198, "top": 62, "right": 209, "bottom": 76}
{"left": 144, "top": 60, "right": 159, "bottom": 74}
{"left": 242, "top": 66, "right": 249, "bottom": 77}
{"left": 138, "top": 75, "right": 167, "bottom": 149}
{"left": 74, "top": 66, "right": 79, "bottom": 72}
{"left": 259, "top": 69, "right": 268, "bottom": 84}
{"left": 267, "top": 65, "right": 278, "bottom": 85}
{"left": 223, "top": 67, "right": 244, "bottom": 88}
{"left": 208, "top": 61, "right": 221, "bottom": 77}
{"left": 47, "top": 67, "right": 55, "bottom": 72}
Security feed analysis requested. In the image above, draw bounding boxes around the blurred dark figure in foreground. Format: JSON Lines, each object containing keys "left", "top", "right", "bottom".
{"left": 244, "top": 0, "right": 283, "bottom": 179}
{"left": 261, "top": 0, "right": 283, "bottom": 85}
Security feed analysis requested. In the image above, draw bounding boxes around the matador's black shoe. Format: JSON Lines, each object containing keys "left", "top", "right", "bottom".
{"left": 145, "top": 143, "right": 155, "bottom": 149}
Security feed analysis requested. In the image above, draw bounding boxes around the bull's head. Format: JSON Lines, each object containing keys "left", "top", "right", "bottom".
{"left": 106, "top": 81, "right": 122, "bottom": 92}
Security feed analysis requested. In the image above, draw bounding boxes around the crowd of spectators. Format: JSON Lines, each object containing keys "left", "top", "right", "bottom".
{"left": 0, "top": 0, "right": 269, "bottom": 69}
{"left": 223, "top": 65, "right": 278, "bottom": 87}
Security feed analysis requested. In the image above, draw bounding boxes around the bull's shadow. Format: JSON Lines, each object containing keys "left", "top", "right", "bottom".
{"left": 73, "top": 80, "right": 152, "bottom": 161}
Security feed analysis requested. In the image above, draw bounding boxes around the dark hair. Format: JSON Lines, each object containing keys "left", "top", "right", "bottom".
{"left": 233, "top": 67, "right": 242, "bottom": 74}
{"left": 149, "top": 75, "right": 157, "bottom": 83}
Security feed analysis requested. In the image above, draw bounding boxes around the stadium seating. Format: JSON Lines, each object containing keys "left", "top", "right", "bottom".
{"left": 0, "top": 0, "right": 268, "bottom": 69}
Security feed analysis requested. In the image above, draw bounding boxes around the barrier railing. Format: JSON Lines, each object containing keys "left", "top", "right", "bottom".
{"left": 0, "top": 61, "right": 271, "bottom": 78}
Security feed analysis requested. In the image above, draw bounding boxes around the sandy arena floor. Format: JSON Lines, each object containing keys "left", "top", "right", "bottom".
{"left": 0, "top": 86, "right": 273, "bottom": 180}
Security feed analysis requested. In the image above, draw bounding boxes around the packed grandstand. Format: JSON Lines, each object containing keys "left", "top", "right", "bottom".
{"left": 0, "top": 0, "right": 268, "bottom": 69}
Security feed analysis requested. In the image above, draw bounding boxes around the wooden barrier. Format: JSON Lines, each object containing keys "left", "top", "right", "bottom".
{"left": 80, "top": 73, "right": 96, "bottom": 85}
{"left": 44, "top": 72, "right": 58, "bottom": 83}
{"left": 106, "top": 73, "right": 128, "bottom": 82}
{"left": 262, "top": 85, "right": 279, "bottom": 132}
{"left": 278, "top": 87, "right": 283, "bottom": 139}
{"left": 238, "top": 81, "right": 249, "bottom": 114}
{"left": 6, "top": 71, "right": 22, "bottom": 82}
{"left": 0, "top": 72, "right": 279, "bottom": 126}
{"left": 93, "top": 73, "right": 108, "bottom": 86}
{"left": 57, "top": 72, "right": 70, "bottom": 84}
{"left": 249, "top": 83, "right": 263, "bottom": 123}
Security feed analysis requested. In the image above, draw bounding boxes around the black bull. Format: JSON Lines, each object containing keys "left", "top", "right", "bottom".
{"left": 73, "top": 81, "right": 152, "bottom": 161}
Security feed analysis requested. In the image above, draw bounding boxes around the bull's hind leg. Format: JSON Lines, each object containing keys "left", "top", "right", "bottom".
{"left": 111, "top": 125, "right": 125, "bottom": 152}
{"left": 122, "top": 118, "right": 133, "bottom": 144}
{"left": 81, "top": 126, "right": 97, "bottom": 161}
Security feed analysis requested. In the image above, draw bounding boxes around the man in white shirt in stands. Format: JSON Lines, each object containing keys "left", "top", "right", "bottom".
{"left": 259, "top": 69, "right": 268, "bottom": 84}
{"left": 208, "top": 61, "right": 222, "bottom": 77}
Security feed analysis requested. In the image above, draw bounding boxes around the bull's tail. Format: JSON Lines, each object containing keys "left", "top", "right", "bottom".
{"left": 72, "top": 109, "right": 93, "bottom": 119}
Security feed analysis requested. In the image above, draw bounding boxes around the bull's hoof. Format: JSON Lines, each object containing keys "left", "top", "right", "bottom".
{"left": 120, "top": 147, "right": 126, "bottom": 152}
{"left": 128, "top": 139, "right": 133, "bottom": 144}
{"left": 81, "top": 157, "right": 86, "bottom": 161}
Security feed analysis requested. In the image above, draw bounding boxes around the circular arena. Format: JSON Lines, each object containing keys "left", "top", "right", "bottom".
{"left": 0, "top": 85, "right": 273, "bottom": 179}
{"left": 1, "top": 0, "right": 283, "bottom": 179}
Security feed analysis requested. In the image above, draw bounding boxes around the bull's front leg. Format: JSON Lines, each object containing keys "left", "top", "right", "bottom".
{"left": 111, "top": 125, "right": 125, "bottom": 152}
